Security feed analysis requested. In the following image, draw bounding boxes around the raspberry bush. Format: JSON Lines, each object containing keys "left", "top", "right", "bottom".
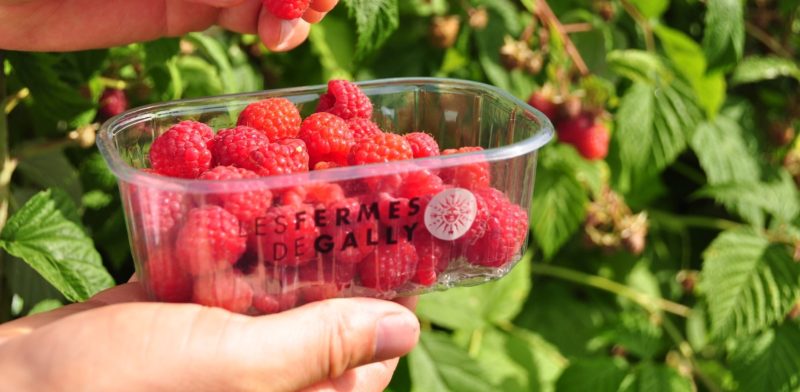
{"left": 2, "top": 0, "right": 800, "bottom": 391}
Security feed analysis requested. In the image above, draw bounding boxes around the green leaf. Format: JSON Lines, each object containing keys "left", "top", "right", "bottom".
{"left": 731, "top": 56, "right": 800, "bottom": 85}
{"left": 729, "top": 323, "right": 800, "bottom": 392}
{"left": 143, "top": 38, "right": 182, "bottom": 100}
{"left": 417, "top": 252, "right": 531, "bottom": 330}
{"left": 474, "top": 9, "right": 513, "bottom": 92}
{"left": 655, "top": 25, "right": 726, "bottom": 118}
{"left": 591, "top": 311, "right": 664, "bottom": 360}
{"left": 28, "top": 299, "right": 63, "bottom": 315}
{"left": 690, "top": 114, "right": 760, "bottom": 185}
{"left": 607, "top": 50, "right": 672, "bottom": 85}
{"left": 309, "top": 16, "right": 356, "bottom": 80}
{"left": 531, "top": 152, "right": 589, "bottom": 259}
{"left": 409, "top": 331, "right": 495, "bottom": 392}
{"left": 184, "top": 33, "right": 238, "bottom": 94}
{"left": 176, "top": 56, "right": 224, "bottom": 98}
{"left": 621, "top": 362, "right": 693, "bottom": 392}
{"left": 6, "top": 255, "right": 65, "bottom": 314}
{"left": 0, "top": 190, "right": 114, "bottom": 302}
{"left": 701, "top": 228, "right": 800, "bottom": 337}
{"left": 477, "top": 0, "right": 522, "bottom": 35}
{"left": 697, "top": 171, "right": 800, "bottom": 227}
{"left": 5, "top": 52, "right": 96, "bottom": 128}
{"left": 474, "top": 327, "right": 566, "bottom": 392}
{"left": 702, "top": 0, "right": 745, "bottom": 72}
{"left": 628, "top": 0, "right": 669, "bottom": 18}
{"left": 16, "top": 151, "right": 83, "bottom": 206}
{"left": 555, "top": 358, "right": 628, "bottom": 392}
{"left": 615, "top": 81, "right": 703, "bottom": 191}
{"left": 342, "top": 0, "right": 399, "bottom": 60}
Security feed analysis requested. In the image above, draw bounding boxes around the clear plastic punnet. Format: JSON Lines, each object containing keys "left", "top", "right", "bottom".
{"left": 97, "top": 78, "right": 554, "bottom": 314}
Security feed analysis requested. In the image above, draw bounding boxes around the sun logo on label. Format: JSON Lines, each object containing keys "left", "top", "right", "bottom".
{"left": 424, "top": 188, "right": 478, "bottom": 241}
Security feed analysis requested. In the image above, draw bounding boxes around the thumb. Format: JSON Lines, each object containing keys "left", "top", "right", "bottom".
{"left": 0, "top": 298, "right": 419, "bottom": 392}
{"left": 234, "top": 298, "right": 420, "bottom": 391}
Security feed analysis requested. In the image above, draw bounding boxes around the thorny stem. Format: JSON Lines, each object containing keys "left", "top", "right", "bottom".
{"left": 745, "top": 21, "right": 793, "bottom": 58}
{"left": 531, "top": 263, "right": 692, "bottom": 317}
{"left": 620, "top": 0, "right": 656, "bottom": 52}
{"left": 536, "top": 0, "right": 590, "bottom": 76}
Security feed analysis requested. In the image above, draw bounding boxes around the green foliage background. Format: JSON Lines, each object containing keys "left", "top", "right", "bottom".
{"left": 2, "top": 0, "right": 800, "bottom": 391}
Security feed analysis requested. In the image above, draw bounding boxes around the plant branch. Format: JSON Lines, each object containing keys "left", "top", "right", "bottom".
{"left": 3, "top": 88, "right": 28, "bottom": 114}
{"left": 11, "top": 123, "right": 98, "bottom": 161}
{"left": 662, "top": 316, "right": 723, "bottom": 392}
{"left": 531, "top": 263, "right": 692, "bottom": 317}
{"left": 745, "top": 21, "right": 793, "bottom": 58}
{"left": 0, "top": 51, "right": 10, "bottom": 322}
{"left": 536, "top": 0, "right": 590, "bottom": 76}
{"left": 620, "top": 0, "right": 656, "bottom": 52}
{"left": 648, "top": 210, "right": 742, "bottom": 232}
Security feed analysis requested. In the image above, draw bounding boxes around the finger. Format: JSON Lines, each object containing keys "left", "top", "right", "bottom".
{"left": 184, "top": 0, "right": 248, "bottom": 6}
{"left": 302, "top": 8, "right": 326, "bottom": 24}
{"left": 309, "top": 0, "right": 338, "bottom": 13}
{"left": 394, "top": 296, "right": 419, "bottom": 312}
{"left": 0, "top": 298, "right": 419, "bottom": 391}
{"left": 0, "top": 283, "right": 148, "bottom": 342}
{"left": 300, "top": 358, "right": 400, "bottom": 392}
{"left": 259, "top": 7, "right": 312, "bottom": 52}
{"left": 217, "top": 0, "right": 262, "bottom": 34}
{"left": 0, "top": 0, "right": 218, "bottom": 51}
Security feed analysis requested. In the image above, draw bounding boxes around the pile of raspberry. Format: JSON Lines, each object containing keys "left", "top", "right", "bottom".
{"left": 132, "top": 80, "right": 530, "bottom": 314}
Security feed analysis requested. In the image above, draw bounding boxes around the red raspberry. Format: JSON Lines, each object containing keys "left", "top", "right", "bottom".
{"left": 263, "top": 0, "right": 310, "bottom": 20}
{"left": 347, "top": 118, "right": 383, "bottom": 141}
{"left": 557, "top": 112, "right": 593, "bottom": 146}
{"left": 457, "top": 189, "right": 490, "bottom": 245}
{"left": 199, "top": 166, "right": 273, "bottom": 228}
{"left": 404, "top": 132, "right": 440, "bottom": 159}
{"left": 279, "top": 183, "right": 345, "bottom": 206}
{"left": 175, "top": 206, "right": 247, "bottom": 275}
{"left": 149, "top": 121, "right": 214, "bottom": 178}
{"left": 440, "top": 146, "right": 491, "bottom": 189}
{"left": 397, "top": 170, "right": 444, "bottom": 199}
{"left": 466, "top": 193, "right": 528, "bottom": 267}
{"left": 250, "top": 138, "right": 310, "bottom": 176}
{"left": 211, "top": 126, "right": 270, "bottom": 169}
{"left": 299, "top": 260, "right": 357, "bottom": 288}
{"left": 250, "top": 204, "right": 319, "bottom": 266}
{"left": 321, "top": 197, "right": 377, "bottom": 265}
{"left": 349, "top": 133, "right": 413, "bottom": 165}
{"left": 192, "top": 271, "right": 253, "bottom": 313}
{"left": 299, "top": 113, "right": 355, "bottom": 167}
{"left": 376, "top": 170, "right": 442, "bottom": 226}
{"left": 569, "top": 123, "right": 610, "bottom": 160}
{"left": 252, "top": 291, "right": 298, "bottom": 314}
{"left": 313, "top": 161, "right": 340, "bottom": 170}
{"left": 143, "top": 245, "right": 193, "bottom": 302}
{"left": 125, "top": 182, "right": 188, "bottom": 241}
{"left": 237, "top": 98, "right": 301, "bottom": 140}
{"left": 528, "top": 91, "right": 559, "bottom": 123}
{"left": 303, "top": 182, "right": 346, "bottom": 204}
{"left": 98, "top": 88, "right": 128, "bottom": 119}
{"left": 297, "top": 261, "right": 356, "bottom": 301}
{"left": 358, "top": 240, "right": 418, "bottom": 291}
{"left": 412, "top": 233, "right": 453, "bottom": 286}
{"left": 316, "top": 80, "right": 373, "bottom": 120}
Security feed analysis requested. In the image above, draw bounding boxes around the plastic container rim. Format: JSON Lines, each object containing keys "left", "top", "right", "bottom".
{"left": 96, "top": 77, "right": 555, "bottom": 193}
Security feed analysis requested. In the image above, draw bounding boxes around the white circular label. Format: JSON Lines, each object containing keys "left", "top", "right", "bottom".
{"left": 424, "top": 188, "right": 478, "bottom": 241}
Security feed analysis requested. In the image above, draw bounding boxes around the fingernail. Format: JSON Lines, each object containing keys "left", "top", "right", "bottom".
{"left": 374, "top": 313, "right": 420, "bottom": 361}
{"left": 273, "top": 19, "right": 300, "bottom": 51}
